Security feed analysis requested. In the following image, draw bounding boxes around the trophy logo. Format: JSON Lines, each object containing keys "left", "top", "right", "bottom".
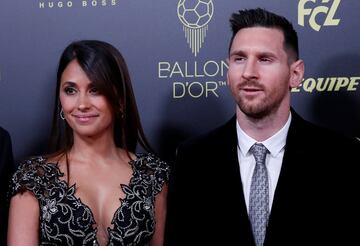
{"left": 177, "top": 0, "right": 214, "bottom": 57}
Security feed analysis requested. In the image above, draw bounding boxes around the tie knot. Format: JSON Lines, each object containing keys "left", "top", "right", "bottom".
{"left": 250, "top": 143, "right": 268, "bottom": 165}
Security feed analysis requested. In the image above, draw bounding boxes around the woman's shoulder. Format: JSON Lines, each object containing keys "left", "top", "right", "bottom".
{"left": 132, "top": 152, "right": 169, "bottom": 172}
{"left": 14, "top": 156, "right": 60, "bottom": 177}
{"left": 131, "top": 153, "right": 170, "bottom": 189}
{"left": 10, "top": 156, "right": 62, "bottom": 198}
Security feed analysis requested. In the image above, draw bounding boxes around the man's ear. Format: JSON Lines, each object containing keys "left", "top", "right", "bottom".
{"left": 289, "top": 59, "right": 304, "bottom": 88}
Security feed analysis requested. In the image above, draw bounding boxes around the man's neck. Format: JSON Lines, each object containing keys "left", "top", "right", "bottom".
{"left": 236, "top": 106, "right": 291, "bottom": 142}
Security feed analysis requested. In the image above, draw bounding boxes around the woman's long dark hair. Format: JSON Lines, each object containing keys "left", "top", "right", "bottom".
{"left": 48, "top": 40, "right": 152, "bottom": 160}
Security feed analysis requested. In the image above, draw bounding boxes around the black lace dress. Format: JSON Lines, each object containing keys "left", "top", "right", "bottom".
{"left": 9, "top": 153, "right": 169, "bottom": 246}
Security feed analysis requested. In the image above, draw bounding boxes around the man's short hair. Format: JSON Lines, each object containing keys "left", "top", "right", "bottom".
{"left": 229, "top": 8, "right": 299, "bottom": 61}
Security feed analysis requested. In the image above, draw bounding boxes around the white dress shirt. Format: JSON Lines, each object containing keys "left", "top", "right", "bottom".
{"left": 236, "top": 113, "right": 292, "bottom": 213}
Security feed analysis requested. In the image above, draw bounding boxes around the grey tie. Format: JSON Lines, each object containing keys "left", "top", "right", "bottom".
{"left": 249, "top": 143, "right": 269, "bottom": 246}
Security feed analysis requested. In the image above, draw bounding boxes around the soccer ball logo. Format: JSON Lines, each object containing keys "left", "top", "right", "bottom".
{"left": 177, "top": 0, "right": 214, "bottom": 29}
{"left": 177, "top": 0, "right": 214, "bottom": 56}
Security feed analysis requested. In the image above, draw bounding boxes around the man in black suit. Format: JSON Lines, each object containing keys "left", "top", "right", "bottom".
{"left": 165, "top": 8, "right": 359, "bottom": 246}
{"left": 0, "top": 127, "right": 14, "bottom": 245}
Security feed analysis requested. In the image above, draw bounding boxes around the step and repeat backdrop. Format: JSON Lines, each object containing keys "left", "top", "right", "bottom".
{"left": 0, "top": 0, "right": 359, "bottom": 163}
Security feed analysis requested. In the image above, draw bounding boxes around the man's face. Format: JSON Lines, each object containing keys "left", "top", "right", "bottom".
{"left": 227, "top": 27, "right": 302, "bottom": 119}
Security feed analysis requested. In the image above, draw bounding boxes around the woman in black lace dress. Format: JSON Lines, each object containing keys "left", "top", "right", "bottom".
{"left": 8, "top": 40, "right": 169, "bottom": 246}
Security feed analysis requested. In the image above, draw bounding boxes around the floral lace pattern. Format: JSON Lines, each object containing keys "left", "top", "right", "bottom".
{"left": 10, "top": 153, "right": 169, "bottom": 246}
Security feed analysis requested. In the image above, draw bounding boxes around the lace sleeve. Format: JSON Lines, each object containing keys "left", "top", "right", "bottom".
{"left": 153, "top": 155, "right": 170, "bottom": 195}
{"left": 145, "top": 153, "right": 170, "bottom": 195}
{"left": 132, "top": 153, "right": 170, "bottom": 196}
{"left": 9, "top": 157, "right": 59, "bottom": 200}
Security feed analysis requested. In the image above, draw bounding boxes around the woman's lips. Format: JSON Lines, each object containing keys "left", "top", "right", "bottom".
{"left": 72, "top": 114, "right": 99, "bottom": 123}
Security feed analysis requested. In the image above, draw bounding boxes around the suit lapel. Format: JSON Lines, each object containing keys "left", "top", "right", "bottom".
{"left": 215, "top": 116, "right": 255, "bottom": 243}
{"left": 265, "top": 110, "right": 308, "bottom": 243}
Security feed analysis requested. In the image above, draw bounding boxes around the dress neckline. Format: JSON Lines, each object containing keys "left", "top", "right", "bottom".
{"left": 45, "top": 155, "right": 139, "bottom": 245}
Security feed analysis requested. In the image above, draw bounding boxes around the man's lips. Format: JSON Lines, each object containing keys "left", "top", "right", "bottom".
{"left": 241, "top": 86, "right": 263, "bottom": 93}
{"left": 242, "top": 87, "right": 262, "bottom": 92}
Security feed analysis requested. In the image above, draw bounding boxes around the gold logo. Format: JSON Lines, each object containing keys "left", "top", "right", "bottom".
{"left": 177, "top": 0, "right": 214, "bottom": 56}
{"left": 298, "top": 0, "right": 341, "bottom": 31}
{"left": 291, "top": 76, "right": 359, "bottom": 93}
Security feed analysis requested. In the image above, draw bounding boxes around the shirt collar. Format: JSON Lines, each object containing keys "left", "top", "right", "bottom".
{"left": 236, "top": 113, "right": 292, "bottom": 157}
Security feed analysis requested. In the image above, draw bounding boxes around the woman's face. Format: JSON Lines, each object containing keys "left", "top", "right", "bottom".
{"left": 59, "top": 59, "right": 114, "bottom": 140}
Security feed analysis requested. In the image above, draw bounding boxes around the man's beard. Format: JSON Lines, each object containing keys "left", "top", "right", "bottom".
{"left": 236, "top": 80, "right": 274, "bottom": 119}
{"left": 236, "top": 85, "right": 284, "bottom": 120}
{"left": 237, "top": 98, "right": 274, "bottom": 119}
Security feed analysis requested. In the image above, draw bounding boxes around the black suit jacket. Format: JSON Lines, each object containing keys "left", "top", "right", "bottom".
{"left": 165, "top": 110, "right": 359, "bottom": 246}
{"left": 0, "top": 127, "right": 14, "bottom": 245}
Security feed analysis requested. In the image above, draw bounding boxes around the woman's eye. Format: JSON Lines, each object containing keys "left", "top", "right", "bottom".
{"left": 64, "top": 87, "right": 76, "bottom": 95}
{"left": 89, "top": 87, "right": 100, "bottom": 95}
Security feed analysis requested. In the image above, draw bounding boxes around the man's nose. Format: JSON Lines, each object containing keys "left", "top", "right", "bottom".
{"left": 242, "top": 59, "right": 258, "bottom": 80}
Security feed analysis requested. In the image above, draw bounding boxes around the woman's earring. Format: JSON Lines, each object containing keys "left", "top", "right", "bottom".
{"left": 118, "top": 107, "right": 124, "bottom": 120}
{"left": 60, "top": 109, "right": 65, "bottom": 120}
